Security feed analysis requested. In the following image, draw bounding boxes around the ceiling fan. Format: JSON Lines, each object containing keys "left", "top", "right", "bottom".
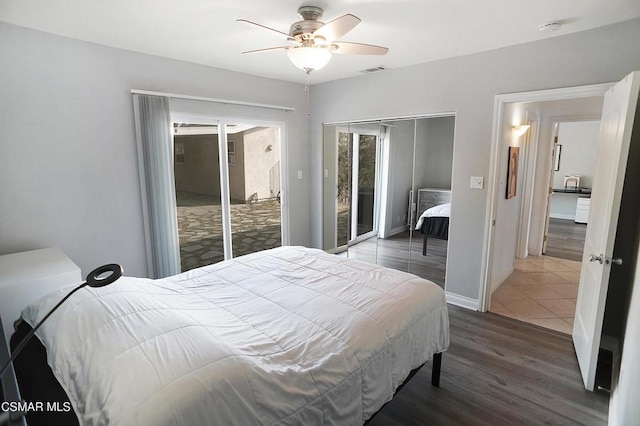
{"left": 238, "top": 6, "right": 389, "bottom": 74}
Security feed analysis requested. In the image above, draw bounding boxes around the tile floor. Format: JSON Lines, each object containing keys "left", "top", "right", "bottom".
{"left": 489, "top": 255, "right": 582, "bottom": 334}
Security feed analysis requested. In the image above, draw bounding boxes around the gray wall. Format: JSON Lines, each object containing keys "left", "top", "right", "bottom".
{"left": 310, "top": 18, "right": 640, "bottom": 300}
{"left": 550, "top": 121, "right": 599, "bottom": 219}
{"left": 491, "top": 103, "right": 525, "bottom": 288}
{"left": 553, "top": 121, "right": 599, "bottom": 190}
{"left": 414, "top": 116, "right": 455, "bottom": 190}
{"left": 0, "top": 22, "right": 309, "bottom": 278}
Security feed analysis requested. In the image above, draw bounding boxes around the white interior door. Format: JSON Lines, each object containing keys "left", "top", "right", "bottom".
{"left": 573, "top": 71, "right": 640, "bottom": 390}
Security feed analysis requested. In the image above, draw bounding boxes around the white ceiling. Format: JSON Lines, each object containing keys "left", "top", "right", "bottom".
{"left": 1, "top": 0, "right": 639, "bottom": 84}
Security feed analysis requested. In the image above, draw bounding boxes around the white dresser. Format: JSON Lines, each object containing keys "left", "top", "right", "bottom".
{"left": 0, "top": 248, "right": 81, "bottom": 344}
{"left": 575, "top": 197, "right": 591, "bottom": 224}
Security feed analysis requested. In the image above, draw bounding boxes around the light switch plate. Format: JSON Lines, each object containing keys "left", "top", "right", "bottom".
{"left": 470, "top": 176, "right": 484, "bottom": 189}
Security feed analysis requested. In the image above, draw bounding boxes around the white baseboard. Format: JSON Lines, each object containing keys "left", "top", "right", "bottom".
{"left": 446, "top": 292, "right": 479, "bottom": 311}
{"left": 387, "top": 226, "right": 408, "bottom": 237}
{"left": 491, "top": 266, "right": 514, "bottom": 293}
{"left": 550, "top": 213, "right": 576, "bottom": 221}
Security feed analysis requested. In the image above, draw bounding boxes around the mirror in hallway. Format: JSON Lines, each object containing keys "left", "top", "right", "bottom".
{"left": 544, "top": 120, "right": 599, "bottom": 261}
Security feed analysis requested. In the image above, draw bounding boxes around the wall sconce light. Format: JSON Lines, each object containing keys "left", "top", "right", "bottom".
{"left": 512, "top": 125, "right": 531, "bottom": 137}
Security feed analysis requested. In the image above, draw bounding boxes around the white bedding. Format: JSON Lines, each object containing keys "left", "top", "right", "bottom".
{"left": 22, "top": 246, "right": 449, "bottom": 426}
{"left": 415, "top": 203, "right": 451, "bottom": 230}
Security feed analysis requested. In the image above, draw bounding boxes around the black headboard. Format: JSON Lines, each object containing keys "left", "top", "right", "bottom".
{"left": 0, "top": 316, "right": 25, "bottom": 426}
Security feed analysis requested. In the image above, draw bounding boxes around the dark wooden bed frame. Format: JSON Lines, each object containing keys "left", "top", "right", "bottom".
{"left": 420, "top": 216, "right": 450, "bottom": 256}
{"left": 415, "top": 188, "right": 451, "bottom": 256}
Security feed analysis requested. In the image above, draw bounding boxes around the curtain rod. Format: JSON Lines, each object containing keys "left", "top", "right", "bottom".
{"left": 324, "top": 112, "right": 456, "bottom": 126}
{"left": 131, "top": 89, "right": 295, "bottom": 112}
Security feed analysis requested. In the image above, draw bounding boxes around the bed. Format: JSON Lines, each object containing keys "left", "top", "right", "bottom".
{"left": 9, "top": 246, "right": 449, "bottom": 426}
{"left": 414, "top": 188, "right": 451, "bottom": 256}
{"left": 415, "top": 203, "right": 450, "bottom": 254}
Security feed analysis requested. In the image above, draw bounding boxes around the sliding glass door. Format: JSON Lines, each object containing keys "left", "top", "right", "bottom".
{"left": 173, "top": 123, "right": 226, "bottom": 270}
{"left": 227, "top": 124, "right": 282, "bottom": 259}
{"left": 172, "top": 121, "right": 283, "bottom": 272}
{"left": 354, "top": 131, "right": 378, "bottom": 239}
{"left": 336, "top": 125, "right": 379, "bottom": 247}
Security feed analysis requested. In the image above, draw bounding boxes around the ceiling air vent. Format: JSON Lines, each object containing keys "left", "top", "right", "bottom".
{"left": 360, "top": 66, "right": 389, "bottom": 74}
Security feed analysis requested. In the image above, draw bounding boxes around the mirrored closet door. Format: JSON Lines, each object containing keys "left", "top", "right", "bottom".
{"left": 323, "top": 115, "right": 455, "bottom": 289}
{"left": 323, "top": 122, "right": 380, "bottom": 265}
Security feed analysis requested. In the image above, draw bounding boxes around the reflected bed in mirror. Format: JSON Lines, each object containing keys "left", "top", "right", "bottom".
{"left": 323, "top": 115, "right": 456, "bottom": 289}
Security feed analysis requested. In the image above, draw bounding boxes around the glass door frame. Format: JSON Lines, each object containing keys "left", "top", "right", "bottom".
{"left": 171, "top": 112, "right": 289, "bottom": 265}
{"left": 335, "top": 124, "right": 381, "bottom": 248}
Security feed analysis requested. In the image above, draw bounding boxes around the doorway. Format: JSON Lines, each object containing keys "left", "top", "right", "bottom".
{"left": 172, "top": 121, "right": 283, "bottom": 272}
{"left": 542, "top": 120, "right": 600, "bottom": 262}
{"left": 481, "top": 84, "right": 612, "bottom": 335}
{"left": 492, "top": 119, "right": 601, "bottom": 334}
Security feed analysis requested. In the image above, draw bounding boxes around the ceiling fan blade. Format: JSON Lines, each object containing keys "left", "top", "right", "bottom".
{"left": 313, "top": 14, "right": 361, "bottom": 42}
{"left": 237, "top": 19, "right": 295, "bottom": 41}
{"left": 332, "top": 42, "right": 389, "bottom": 55}
{"left": 241, "top": 46, "right": 292, "bottom": 55}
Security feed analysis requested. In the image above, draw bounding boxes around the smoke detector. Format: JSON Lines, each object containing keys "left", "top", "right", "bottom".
{"left": 539, "top": 22, "right": 561, "bottom": 33}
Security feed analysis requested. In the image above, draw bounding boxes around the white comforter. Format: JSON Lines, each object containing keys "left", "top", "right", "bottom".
{"left": 23, "top": 246, "right": 449, "bottom": 426}
{"left": 415, "top": 203, "right": 451, "bottom": 230}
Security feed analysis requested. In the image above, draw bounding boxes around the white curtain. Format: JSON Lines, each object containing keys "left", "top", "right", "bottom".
{"left": 133, "top": 94, "right": 180, "bottom": 278}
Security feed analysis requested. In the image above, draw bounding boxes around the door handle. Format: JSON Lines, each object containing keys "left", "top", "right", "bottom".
{"left": 605, "top": 257, "right": 623, "bottom": 266}
{"left": 589, "top": 254, "right": 604, "bottom": 264}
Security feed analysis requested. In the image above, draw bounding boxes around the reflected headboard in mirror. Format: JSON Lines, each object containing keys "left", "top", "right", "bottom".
{"left": 415, "top": 188, "right": 451, "bottom": 224}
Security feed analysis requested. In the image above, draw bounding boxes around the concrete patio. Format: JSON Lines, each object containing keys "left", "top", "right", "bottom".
{"left": 176, "top": 191, "right": 282, "bottom": 271}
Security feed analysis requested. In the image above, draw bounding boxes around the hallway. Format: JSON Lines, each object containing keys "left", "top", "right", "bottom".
{"left": 545, "top": 218, "right": 587, "bottom": 262}
{"left": 489, "top": 255, "right": 581, "bottom": 334}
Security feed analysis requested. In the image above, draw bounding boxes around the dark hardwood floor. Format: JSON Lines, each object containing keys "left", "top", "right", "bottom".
{"left": 369, "top": 306, "right": 609, "bottom": 425}
{"left": 347, "top": 231, "right": 448, "bottom": 288}
{"left": 545, "top": 218, "right": 587, "bottom": 262}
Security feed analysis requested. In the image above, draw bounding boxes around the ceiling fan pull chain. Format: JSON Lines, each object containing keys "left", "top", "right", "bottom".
{"left": 306, "top": 75, "right": 311, "bottom": 118}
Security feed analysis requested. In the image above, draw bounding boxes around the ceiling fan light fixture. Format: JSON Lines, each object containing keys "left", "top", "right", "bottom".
{"left": 287, "top": 46, "right": 331, "bottom": 73}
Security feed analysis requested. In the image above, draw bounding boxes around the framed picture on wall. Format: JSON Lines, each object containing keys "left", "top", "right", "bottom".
{"left": 506, "top": 146, "right": 519, "bottom": 199}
